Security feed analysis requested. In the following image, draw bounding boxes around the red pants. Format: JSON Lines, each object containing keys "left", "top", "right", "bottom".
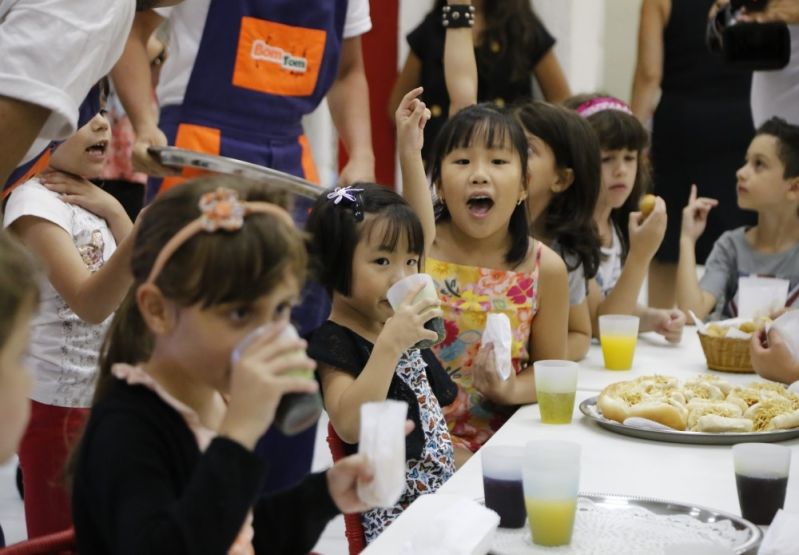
{"left": 17, "top": 400, "right": 88, "bottom": 538}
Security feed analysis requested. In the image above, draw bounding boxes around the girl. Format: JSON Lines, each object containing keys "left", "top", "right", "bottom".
{"left": 389, "top": 0, "right": 570, "bottom": 165}
{"left": 512, "top": 101, "right": 602, "bottom": 361}
{"left": 397, "top": 89, "right": 570, "bottom": 455}
{"left": 3, "top": 106, "right": 136, "bottom": 537}
{"left": 305, "top": 182, "right": 456, "bottom": 543}
{"left": 564, "top": 93, "right": 686, "bottom": 344}
{"left": 71, "top": 177, "right": 375, "bottom": 554}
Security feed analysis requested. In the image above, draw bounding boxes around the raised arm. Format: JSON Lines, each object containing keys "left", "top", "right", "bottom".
{"left": 0, "top": 98, "right": 50, "bottom": 185}
{"left": 443, "top": 0, "right": 478, "bottom": 114}
{"left": 532, "top": 50, "right": 571, "bottom": 104}
{"left": 675, "top": 185, "right": 718, "bottom": 320}
{"left": 630, "top": 0, "right": 669, "bottom": 123}
{"left": 327, "top": 36, "right": 376, "bottom": 185}
{"left": 396, "top": 88, "right": 436, "bottom": 253}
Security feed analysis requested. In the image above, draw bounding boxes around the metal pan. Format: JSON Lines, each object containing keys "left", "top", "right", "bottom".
{"left": 580, "top": 396, "right": 799, "bottom": 445}
{"left": 147, "top": 146, "right": 323, "bottom": 199}
{"left": 490, "top": 492, "right": 761, "bottom": 555}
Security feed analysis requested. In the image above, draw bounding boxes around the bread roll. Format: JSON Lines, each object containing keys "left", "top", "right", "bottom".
{"left": 695, "top": 415, "right": 754, "bottom": 433}
{"left": 628, "top": 400, "right": 687, "bottom": 430}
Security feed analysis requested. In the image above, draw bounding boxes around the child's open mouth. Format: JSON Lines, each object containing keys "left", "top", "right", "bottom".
{"left": 466, "top": 194, "right": 494, "bottom": 218}
{"left": 85, "top": 140, "right": 108, "bottom": 161}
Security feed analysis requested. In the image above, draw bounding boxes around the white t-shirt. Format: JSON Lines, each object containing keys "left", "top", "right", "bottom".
{"left": 4, "top": 179, "right": 117, "bottom": 408}
{"left": 751, "top": 25, "right": 799, "bottom": 127}
{"left": 596, "top": 224, "right": 623, "bottom": 299}
{"left": 0, "top": 0, "right": 135, "bottom": 165}
{"left": 154, "top": 0, "right": 372, "bottom": 109}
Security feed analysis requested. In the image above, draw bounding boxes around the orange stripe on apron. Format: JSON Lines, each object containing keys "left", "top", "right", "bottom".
{"left": 159, "top": 124, "right": 221, "bottom": 194}
{"left": 298, "top": 134, "right": 319, "bottom": 185}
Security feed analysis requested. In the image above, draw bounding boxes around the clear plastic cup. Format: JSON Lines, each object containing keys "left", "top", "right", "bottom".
{"left": 481, "top": 446, "right": 525, "bottom": 528}
{"left": 599, "top": 315, "right": 640, "bottom": 370}
{"left": 230, "top": 323, "right": 322, "bottom": 436}
{"left": 522, "top": 440, "right": 581, "bottom": 547}
{"left": 732, "top": 443, "right": 791, "bottom": 525}
{"left": 386, "top": 273, "right": 445, "bottom": 349}
{"left": 534, "top": 360, "right": 578, "bottom": 424}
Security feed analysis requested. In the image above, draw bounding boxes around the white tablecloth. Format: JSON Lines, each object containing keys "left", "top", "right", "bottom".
{"left": 362, "top": 332, "right": 799, "bottom": 554}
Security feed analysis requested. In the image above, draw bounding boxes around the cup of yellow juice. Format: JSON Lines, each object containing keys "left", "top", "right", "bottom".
{"left": 534, "top": 360, "right": 578, "bottom": 424}
{"left": 522, "top": 440, "right": 581, "bottom": 547}
{"left": 599, "top": 315, "right": 639, "bottom": 370}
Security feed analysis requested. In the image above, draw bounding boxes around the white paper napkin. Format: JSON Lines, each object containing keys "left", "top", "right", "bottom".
{"left": 771, "top": 310, "right": 799, "bottom": 362}
{"left": 759, "top": 509, "right": 799, "bottom": 555}
{"left": 357, "top": 400, "right": 408, "bottom": 507}
{"left": 483, "top": 313, "right": 512, "bottom": 381}
{"left": 399, "top": 494, "right": 500, "bottom": 555}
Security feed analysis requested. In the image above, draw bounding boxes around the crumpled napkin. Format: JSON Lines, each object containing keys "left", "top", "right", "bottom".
{"left": 399, "top": 494, "right": 500, "bottom": 555}
{"left": 758, "top": 510, "right": 799, "bottom": 555}
{"left": 483, "top": 313, "right": 512, "bottom": 381}
{"left": 357, "top": 400, "right": 408, "bottom": 507}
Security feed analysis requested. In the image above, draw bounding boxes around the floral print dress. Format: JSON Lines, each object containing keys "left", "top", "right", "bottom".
{"left": 427, "top": 243, "right": 542, "bottom": 453}
{"left": 361, "top": 349, "right": 455, "bottom": 543}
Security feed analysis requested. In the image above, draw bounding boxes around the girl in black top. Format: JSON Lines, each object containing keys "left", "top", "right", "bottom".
{"left": 71, "top": 176, "right": 375, "bottom": 555}
{"left": 305, "top": 183, "right": 457, "bottom": 543}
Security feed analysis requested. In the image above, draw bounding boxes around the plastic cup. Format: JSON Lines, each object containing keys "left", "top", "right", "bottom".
{"left": 738, "top": 276, "right": 789, "bottom": 319}
{"left": 481, "top": 446, "right": 526, "bottom": 528}
{"left": 534, "top": 360, "right": 578, "bottom": 424}
{"left": 231, "top": 323, "right": 322, "bottom": 436}
{"left": 732, "top": 443, "right": 791, "bottom": 525}
{"left": 386, "top": 273, "right": 445, "bottom": 349}
{"left": 599, "top": 315, "right": 640, "bottom": 370}
{"left": 771, "top": 310, "right": 799, "bottom": 361}
{"left": 522, "top": 440, "right": 581, "bottom": 547}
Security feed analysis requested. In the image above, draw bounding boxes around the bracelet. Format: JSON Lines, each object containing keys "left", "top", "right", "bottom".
{"left": 441, "top": 4, "right": 475, "bottom": 28}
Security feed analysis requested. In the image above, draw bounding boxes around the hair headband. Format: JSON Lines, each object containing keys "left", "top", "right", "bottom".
{"left": 575, "top": 97, "right": 633, "bottom": 118}
{"left": 327, "top": 186, "right": 364, "bottom": 221}
{"left": 145, "top": 187, "right": 294, "bottom": 285}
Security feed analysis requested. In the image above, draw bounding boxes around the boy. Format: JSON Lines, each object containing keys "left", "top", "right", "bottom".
{"left": 677, "top": 116, "right": 799, "bottom": 321}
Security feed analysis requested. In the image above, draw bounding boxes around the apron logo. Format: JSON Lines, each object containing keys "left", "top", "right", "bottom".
{"left": 251, "top": 39, "right": 308, "bottom": 73}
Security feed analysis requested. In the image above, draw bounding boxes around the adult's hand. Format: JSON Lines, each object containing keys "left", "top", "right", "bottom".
{"left": 739, "top": 0, "right": 799, "bottom": 23}
{"left": 131, "top": 124, "right": 180, "bottom": 177}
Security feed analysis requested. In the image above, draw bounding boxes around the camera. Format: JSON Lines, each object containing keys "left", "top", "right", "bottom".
{"left": 706, "top": 0, "right": 791, "bottom": 71}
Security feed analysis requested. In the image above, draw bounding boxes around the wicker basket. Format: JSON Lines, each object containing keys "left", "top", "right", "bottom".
{"left": 697, "top": 331, "right": 754, "bottom": 373}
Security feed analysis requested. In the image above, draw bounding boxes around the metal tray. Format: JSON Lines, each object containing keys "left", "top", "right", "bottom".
{"left": 148, "top": 146, "right": 323, "bottom": 199}
{"left": 489, "top": 492, "right": 762, "bottom": 555}
{"left": 580, "top": 396, "right": 799, "bottom": 445}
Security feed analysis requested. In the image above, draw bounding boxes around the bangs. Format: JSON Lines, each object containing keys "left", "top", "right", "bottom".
{"left": 362, "top": 204, "right": 425, "bottom": 257}
{"left": 592, "top": 112, "right": 648, "bottom": 152}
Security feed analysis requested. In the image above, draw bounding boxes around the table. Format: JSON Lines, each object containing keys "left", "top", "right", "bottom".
{"left": 362, "top": 332, "right": 799, "bottom": 554}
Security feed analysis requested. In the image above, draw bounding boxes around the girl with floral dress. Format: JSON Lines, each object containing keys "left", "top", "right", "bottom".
{"left": 306, "top": 183, "right": 457, "bottom": 542}
{"left": 396, "top": 88, "right": 570, "bottom": 459}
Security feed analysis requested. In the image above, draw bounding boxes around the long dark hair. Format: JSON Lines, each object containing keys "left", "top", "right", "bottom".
{"left": 433, "top": 0, "right": 548, "bottom": 82}
{"left": 512, "top": 101, "right": 601, "bottom": 279}
{"left": 0, "top": 231, "right": 40, "bottom": 348}
{"left": 93, "top": 176, "right": 307, "bottom": 403}
{"left": 306, "top": 183, "right": 425, "bottom": 296}
{"left": 429, "top": 103, "right": 530, "bottom": 266}
{"left": 563, "top": 93, "right": 651, "bottom": 259}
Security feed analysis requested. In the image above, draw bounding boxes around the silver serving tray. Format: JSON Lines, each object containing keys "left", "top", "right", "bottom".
{"left": 489, "top": 492, "right": 762, "bottom": 555}
{"left": 580, "top": 396, "right": 799, "bottom": 445}
{"left": 148, "top": 146, "right": 323, "bottom": 199}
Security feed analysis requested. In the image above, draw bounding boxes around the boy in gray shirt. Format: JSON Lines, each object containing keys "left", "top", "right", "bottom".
{"left": 677, "top": 117, "right": 799, "bottom": 321}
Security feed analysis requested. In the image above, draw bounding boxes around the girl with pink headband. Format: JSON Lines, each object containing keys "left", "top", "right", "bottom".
{"left": 70, "top": 176, "right": 377, "bottom": 554}
{"left": 565, "top": 93, "right": 686, "bottom": 344}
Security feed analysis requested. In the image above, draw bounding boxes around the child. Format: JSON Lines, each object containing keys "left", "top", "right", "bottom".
{"left": 3, "top": 106, "right": 136, "bottom": 537}
{"left": 677, "top": 117, "right": 799, "bottom": 321}
{"left": 71, "top": 177, "right": 375, "bottom": 554}
{"left": 564, "top": 93, "right": 686, "bottom": 344}
{"left": 512, "top": 101, "right": 602, "bottom": 361}
{"left": 397, "top": 88, "right": 570, "bottom": 455}
{"left": 306, "top": 182, "right": 456, "bottom": 543}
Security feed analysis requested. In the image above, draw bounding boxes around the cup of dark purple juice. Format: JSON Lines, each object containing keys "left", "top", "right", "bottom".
{"left": 733, "top": 443, "right": 791, "bottom": 525}
{"left": 481, "top": 445, "right": 526, "bottom": 528}
{"left": 231, "top": 323, "right": 322, "bottom": 436}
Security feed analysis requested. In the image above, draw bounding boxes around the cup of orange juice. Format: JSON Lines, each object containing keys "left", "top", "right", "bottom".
{"left": 599, "top": 315, "right": 639, "bottom": 370}
{"left": 522, "top": 440, "right": 581, "bottom": 547}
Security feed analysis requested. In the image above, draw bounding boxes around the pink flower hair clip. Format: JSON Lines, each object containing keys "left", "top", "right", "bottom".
{"left": 145, "top": 186, "right": 294, "bottom": 285}
{"left": 326, "top": 186, "right": 364, "bottom": 221}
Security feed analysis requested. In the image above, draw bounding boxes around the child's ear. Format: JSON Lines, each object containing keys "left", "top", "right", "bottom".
{"left": 137, "top": 283, "right": 176, "bottom": 336}
{"left": 552, "top": 168, "right": 575, "bottom": 194}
